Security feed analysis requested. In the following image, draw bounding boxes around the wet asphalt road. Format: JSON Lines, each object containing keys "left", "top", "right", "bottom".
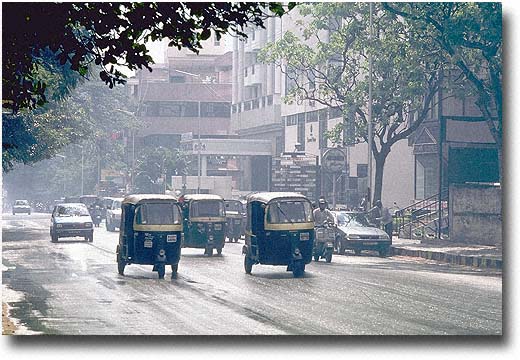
{"left": 2, "top": 213, "right": 502, "bottom": 335}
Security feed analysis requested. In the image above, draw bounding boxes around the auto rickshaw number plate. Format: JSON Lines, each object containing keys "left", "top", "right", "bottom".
{"left": 167, "top": 234, "right": 177, "bottom": 242}
{"left": 144, "top": 239, "right": 153, "bottom": 248}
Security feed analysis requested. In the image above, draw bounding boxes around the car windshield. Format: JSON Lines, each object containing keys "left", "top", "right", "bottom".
{"left": 336, "top": 212, "right": 370, "bottom": 227}
{"left": 191, "top": 200, "right": 225, "bottom": 217}
{"left": 267, "top": 200, "right": 313, "bottom": 224}
{"left": 15, "top": 200, "right": 28, "bottom": 205}
{"left": 56, "top": 205, "right": 90, "bottom": 217}
{"left": 135, "top": 203, "right": 182, "bottom": 225}
{"left": 225, "top": 201, "right": 243, "bottom": 213}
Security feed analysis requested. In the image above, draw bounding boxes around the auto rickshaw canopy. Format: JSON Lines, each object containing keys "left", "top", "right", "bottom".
{"left": 122, "top": 194, "right": 178, "bottom": 206}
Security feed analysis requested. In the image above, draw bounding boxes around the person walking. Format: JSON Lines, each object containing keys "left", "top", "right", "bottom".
{"left": 370, "top": 200, "right": 393, "bottom": 238}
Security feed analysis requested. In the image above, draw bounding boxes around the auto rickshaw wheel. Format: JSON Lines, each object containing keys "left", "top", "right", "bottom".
{"left": 325, "top": 252, "right": 332, "bottom": 263}
{"left": 292, "top": 261, "right": 305, "bottom": 278}
{"left": 217, "top": 248, "right": 222, "bottom": 255}
{"left": 157, "top": 264, "right": 165, "bottom": 279}
{"left": 171, "top": 264, "right": 178, "bottom": 278}
{"left": 206, "top": 247, "right": 213, "bottom": 257}
{"left": 244, "top": 256, "right": 253, "bottom": 274}
{"left": 313, "top": 254, "right": 320, "bottom": 262}
{"left": 354, "top": 249, "right": 362, "bottom": 256}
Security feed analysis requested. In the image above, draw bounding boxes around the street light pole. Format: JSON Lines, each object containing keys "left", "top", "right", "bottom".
{"left": 197, "top": 115, "right": 201, "bottom": 194}
{"left": 368, "top": 2, "right": 374, "bottom": 205}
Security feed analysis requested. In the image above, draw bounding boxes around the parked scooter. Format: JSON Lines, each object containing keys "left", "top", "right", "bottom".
{"left": 313, "top": 222, "right": 335, "bottom": 263}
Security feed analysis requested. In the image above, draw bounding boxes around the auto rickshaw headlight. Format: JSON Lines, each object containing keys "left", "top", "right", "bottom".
{"left": 197, "top": 223, "right": 204, "bottom": 230}
{"left": 214, "top": 223, "right": 222, "bottom": 230}
{"left": 159, "top": 249, "right": 165, "bottom": 256}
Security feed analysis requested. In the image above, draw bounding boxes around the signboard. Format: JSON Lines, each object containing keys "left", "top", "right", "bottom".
{"left": 322, "top": 148, "right": 345, "bottom": 173}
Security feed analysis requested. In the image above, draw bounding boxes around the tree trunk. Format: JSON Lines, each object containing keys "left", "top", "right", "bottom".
{"left": 372, "top": 149, "right": 389, "bottom": 206}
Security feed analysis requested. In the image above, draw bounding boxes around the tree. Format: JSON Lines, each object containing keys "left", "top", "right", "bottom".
{"left": 2, "top": 69, "right": 137, "bottom": 173}
{"left": 383, "top": 2, "right": 502, "bottom": 181}
{"left": 134, "top": 147, "right": 190, "bottom": 194}
{"left": 2, "top": 2, "right": 295, "bottom": 113}
{"left": 259, "top": 3, "right": 446, "bottom": 203}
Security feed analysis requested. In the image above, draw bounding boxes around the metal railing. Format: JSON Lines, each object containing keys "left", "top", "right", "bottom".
{"left": 395, "top": 190, "right": 449, "bottom": 240}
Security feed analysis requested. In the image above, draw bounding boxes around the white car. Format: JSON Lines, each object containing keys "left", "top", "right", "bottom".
{"left": 105, "top": 198, "right": 123, "bottom": 232}
{"left": 12, "top": 200, "right": 31, "bottom": 215}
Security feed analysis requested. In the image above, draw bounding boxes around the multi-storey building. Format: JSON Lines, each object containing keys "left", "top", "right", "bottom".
{"left": 232, "top": 9, "right": 415, "bottom": 208}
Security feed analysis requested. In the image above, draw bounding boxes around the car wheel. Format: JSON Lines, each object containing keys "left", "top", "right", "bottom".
{"left": 87, "top": 232, "right": 93, "bottom": 242}
{"left": 244, "top": 256, "right": 253, "bottom": 274}
{"left": 12, "top": 212, "right": 15, "bottom": 215}
{"left": 378, "top": 246, "right": 390, "bottom": 257}
{"left": 51, "top": 232, "right": 58, "bottom": 243}
{"left": 354, "top": 249, "right": 362, "bottom": 256}
{"left": 28, "top": 211, "right": 31, "bottom": 215}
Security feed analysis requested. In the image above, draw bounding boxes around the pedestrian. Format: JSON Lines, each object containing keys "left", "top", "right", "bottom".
{"left": 371, "top": 200, "right": 393, "bottom": 238}
{"left": 392, "top": 201, "right": 401, "bottom": 217}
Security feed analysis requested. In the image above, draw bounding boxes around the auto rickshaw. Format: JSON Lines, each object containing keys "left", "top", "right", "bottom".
{"left": 116, "top": 194, "right": 183, "bottom": 279}
{"left": 243, "top": 192, "right": 314, "bottom": 277}
{"left": 224, "top": 199, "right": 245, "bottom": 242}
{"left": 179, "top": 194, "right": 226, "bottom": 256}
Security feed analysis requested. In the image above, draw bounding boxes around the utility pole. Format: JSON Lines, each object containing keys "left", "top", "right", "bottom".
{"left": 368, "top": 2, "right": 374, "bottom": 205}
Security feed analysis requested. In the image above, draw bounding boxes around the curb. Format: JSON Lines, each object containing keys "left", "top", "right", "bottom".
{"left": 390, "top": 246, "right": 502, "bottom": 270}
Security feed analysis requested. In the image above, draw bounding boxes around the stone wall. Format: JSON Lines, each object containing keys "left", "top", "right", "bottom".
{"left": 449, "top": 183, "right": 501, "bottom": 245}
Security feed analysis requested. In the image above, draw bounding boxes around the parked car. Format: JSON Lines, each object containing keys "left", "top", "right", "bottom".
{"left": 331, "top": 211, "right": 391, "bottom": 257}
{"left": 12, "top": 200, "right": 31, "bottom": 215}
{"left": 50, "top": 203, "right": 94, "bottom": 243}
{"left": 105, "top": 197, "right": 123, "bottom": 232}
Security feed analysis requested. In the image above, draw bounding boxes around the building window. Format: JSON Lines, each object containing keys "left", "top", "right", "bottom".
{"left": 251, "top": 65, "right": 255, "bottom": 75}
{"left": 297, "top": 114, "right": 306, "bottom": 151}
{"left": 357, "top": 164, "right": 368, "bottom": 178}
{"left": 170, "top": 75, "right": 186, "bottom": 83}
{"left": 244, "top": 67, "right": 248, "bottom": 77}
{"left": 145, "top": 101, "right": 199, "bottom": 117}
{"left": 286, "top": 114, "right": 298, "bottom": 126}
{"left": 306, "top": 110, "right": 318, "bottom": 123}
{"left": 285, "top": 66, "right": 297, "bottom": 96}
{"left": 200, "top": 102, "right": 231, "bottom": 118}
{"left": 243, "top": 101, "right": 252, "bottom": 111}
{"left": 329, "top": 106, "right": 342, "bottom": 119}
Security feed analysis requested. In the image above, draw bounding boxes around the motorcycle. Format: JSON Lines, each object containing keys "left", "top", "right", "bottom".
{"left": 313, "top": 222, "right": 335, "bottom": 263}
{"left": 90, "top": 205, "right": 103, "bottom": 227}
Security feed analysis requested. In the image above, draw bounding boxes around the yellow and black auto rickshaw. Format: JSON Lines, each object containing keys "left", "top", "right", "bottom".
{"left": 116, "top": 194, "right": 183, "bottom": 279}
{"left": 179, "top": 194, "right": 226, "bottom": 256}
{"left": 224, "top": 199, "right": 245, "bottom": 243}
{"left": 243, "top": 192, "right": 315, "bottom": 277}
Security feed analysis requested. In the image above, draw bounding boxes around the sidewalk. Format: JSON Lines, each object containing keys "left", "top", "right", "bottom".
{"left": 390, "top": 237, "right": 502, "bottom": 270}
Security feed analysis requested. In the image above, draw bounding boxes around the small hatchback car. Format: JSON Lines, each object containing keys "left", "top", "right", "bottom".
{"left": 12, "top": 200, "right": 31, "bottom": 215}
{"left": 50, "top": 203, "right": 94, "bottom": 243}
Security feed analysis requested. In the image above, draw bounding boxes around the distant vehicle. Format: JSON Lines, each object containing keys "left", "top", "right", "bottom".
{"left": 64, "top": 196, "right": 81, "bottom": 203}
{"left": 179, "top": 194, "right": 226, "bottom": 256}
{"left": 50, "top": 203, "right": 93, "bottom": 243}
{"left": 331, "top": 211, "right": 391, "bottom": 257}
{"left": 79, "top": 195, "right": 99, "bottom": 208}
{"left": 105, "top": 197, "right": 123, "bottom": 232}
{"left": 243, "top": 192, "right": 315, "bottom": 277}
{"left": 12, "top": 200, "right": 31, "bottom": 215}
{"left": 224, "top": 199, "right": 245, "bottom": 243}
